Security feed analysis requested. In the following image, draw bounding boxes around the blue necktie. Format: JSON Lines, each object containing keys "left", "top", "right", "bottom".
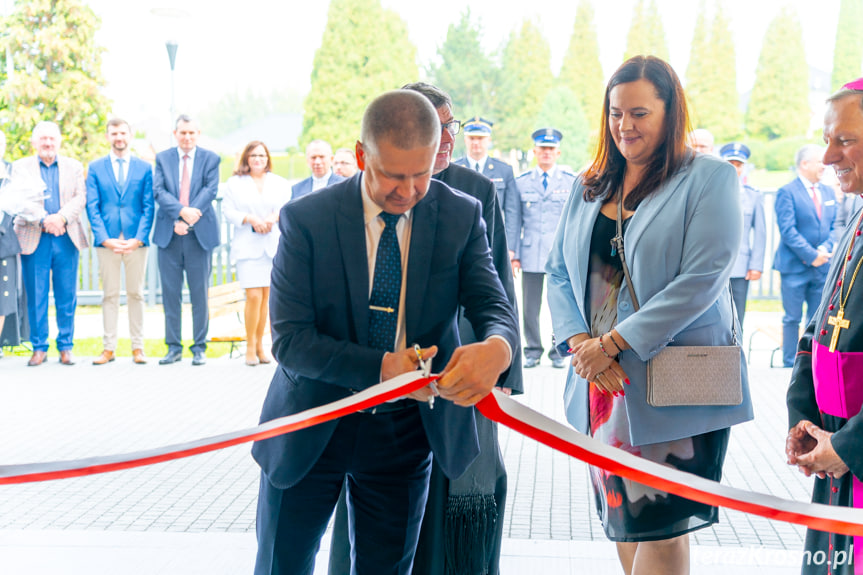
{"left": 542, "top": 172, "right": 548, "bottom": 191}
{"left": 368, "top": 212, "right": 402, "bottom": 351}
{"left": 117, "top": 158, "right": 126, "bottom": 189}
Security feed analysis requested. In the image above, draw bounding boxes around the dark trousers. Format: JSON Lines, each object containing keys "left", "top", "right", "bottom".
{"left": 20, "top": 233, "right": 78, "bottom": 352}
{"left": 729, "top": 277, "right": 749, "bottom": 329}
{"left": 255, "top": 407, "right": 432, "bottom": 575}
{"left": 779, "top": 268, "right": 828, "bottom": 367}
{"left": 522, "top": 271, "right": 561, "bottom": 360}
{"left": 157, "top": 233, "right": 212, "bottom": 353}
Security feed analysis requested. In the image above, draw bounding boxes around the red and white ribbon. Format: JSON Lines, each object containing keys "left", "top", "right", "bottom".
{"left": 1, "top": 376, "right": 861, "bottom": 539}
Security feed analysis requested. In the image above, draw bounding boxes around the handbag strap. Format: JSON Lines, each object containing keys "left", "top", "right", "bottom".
{"left": 611, "top": 189, "right": 740, "bottom": 346}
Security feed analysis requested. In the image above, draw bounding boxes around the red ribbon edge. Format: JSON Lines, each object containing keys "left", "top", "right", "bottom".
{"left": 477, "top": 390, "right": 863, "bottom": 538}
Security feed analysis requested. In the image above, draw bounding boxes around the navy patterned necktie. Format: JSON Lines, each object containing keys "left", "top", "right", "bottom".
{"left": 542, "top": 172, "right": 548, "bottom": 191}
{"left": 368, "top": 212, "right": 402, "bottom": 351}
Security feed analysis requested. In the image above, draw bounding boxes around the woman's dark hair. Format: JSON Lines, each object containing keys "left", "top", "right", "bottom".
{"left": 234, "top": 140, "right": 272, "bottom": 176}
{"left": 582, "top": 55, "right": 692, "bottom": 210}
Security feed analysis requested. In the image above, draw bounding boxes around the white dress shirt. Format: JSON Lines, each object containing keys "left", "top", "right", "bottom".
{"left": 110, "top": 152, "right": 131, "bottom": 183}
{"left": 360, "top": 174, "right": 512, "bottom": 367}
{"left": 312, "top": 170, "right": 333, "bottom": 192}
{"left": 177, "top": 147, "right": 196, "bottom": 183}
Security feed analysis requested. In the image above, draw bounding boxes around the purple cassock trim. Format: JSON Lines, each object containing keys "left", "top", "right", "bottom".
{"left": 812, "top": 341, "right": 863, "bottom": 572}
{"left": 813, "top": 341, "right": 863, "bottom": 419}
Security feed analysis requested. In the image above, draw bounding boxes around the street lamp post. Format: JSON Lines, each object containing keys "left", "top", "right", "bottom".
{"left": 166, "top": 40, "right": 178, "bottom": 144}
{"left": 149, "top": 7, "right": 189, "bottom": 306}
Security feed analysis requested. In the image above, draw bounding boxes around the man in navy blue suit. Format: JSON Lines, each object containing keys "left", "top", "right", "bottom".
{"left": 290, "top": 139, "right": 344, "bottom": 200}
{"left": 86, "top": 118, "right": 154, "bottom": 365}
{"left": 455, "top": 116, "right": 520, "bottom": 252}
{"left": 774, "top": 144, "right": 837, "bottom": 367}
{"left": 251, "top": 90, "right": 519, "bottom": 575}
{"left": 152, "top": 115, "right": 221, "bottom": 366}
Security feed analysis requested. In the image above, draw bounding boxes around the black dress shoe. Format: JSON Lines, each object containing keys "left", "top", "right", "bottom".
{"left": 191, "top": 351, "right": 206, "bottom": 366}
{"left": 159, "top": 350, "right": 183, "bottom": 365}
{"left": 524, "top": 357, "right": 540, "bottom": 368}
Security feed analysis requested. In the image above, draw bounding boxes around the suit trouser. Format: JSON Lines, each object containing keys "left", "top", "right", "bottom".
{"left": 158, "top": 233, "right": 211, "bottom": 353}
{"left": 779, "top": 268, "right": 828, "bottom": 367}
{"left": 729, "top": 277, "right": 749, "bottom": 330}
{"left": 97, "top": 246, "right": 148, "bottom": 350}
{"left": 522, "top": 271, "right": 561, "bottom": 360}
{"left": 20, "top": 233, "right": 78, "bottom": 352}
{"left": 255, "top": 406, "right": 432, "bottom": 575}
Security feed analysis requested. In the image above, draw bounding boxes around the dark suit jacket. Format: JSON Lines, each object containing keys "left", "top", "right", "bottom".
{"left": 85, "top": 156, "right": 155, "bottom": 247}
{"left": 773, "top": 178, "right": 837, "bottom": 274}
{"left": 152, "top": 147, "right": 221, "bottom": 251}
{"left": 251, "top": 177, "right": 519, "bottom": 489}
{"left": 290, "top": 172, "right": 345, "bottom": 200}
{"left": 435, "top": 163, "right": 523, "bottom": 394}
{"left": 453, "top": 156, "right": 519, "bottom": 249}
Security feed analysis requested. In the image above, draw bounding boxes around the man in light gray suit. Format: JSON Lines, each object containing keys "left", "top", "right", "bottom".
{"left": 720, "top": 143, "right": 766, "bottom": 327}
{"left": 511, "top": 128, "right": 577, "bottom": 369}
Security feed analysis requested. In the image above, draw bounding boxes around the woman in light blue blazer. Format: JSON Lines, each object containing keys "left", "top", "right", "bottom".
{"left": 222, "top": 141, "right": 291, "bottom": 366}
{"left": 546, "top": 56, "right": 754, "bottom": 575}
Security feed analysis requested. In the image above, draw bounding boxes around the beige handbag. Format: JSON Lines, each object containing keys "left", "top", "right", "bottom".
{"left": 612, "top": 191, "right": 743, "bottom": 407}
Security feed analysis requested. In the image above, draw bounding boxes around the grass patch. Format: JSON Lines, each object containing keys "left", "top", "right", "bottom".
{"left": 2, "top": 338, "right": 233, "bottom": 359}
{"left": 747, "top": 170, "right": 792, "bottom": 190}
{"left": 745, "top": 299, "right": 783, "bottom": 313}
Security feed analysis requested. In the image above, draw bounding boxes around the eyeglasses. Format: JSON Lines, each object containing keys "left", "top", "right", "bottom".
{"left": 333, "top": 161, "right": 353, "bottom": 166}
{"left": 248, "top": 154, "right": 268, "bottom": 159}
{"left": 442, "top": 120, "right": 461, "bottom": 136}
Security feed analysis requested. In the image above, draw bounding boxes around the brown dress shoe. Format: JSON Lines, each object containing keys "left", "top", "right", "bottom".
{"left": 59, "top": 350, "right": 75, "bottom": 365}
{"left": 132, "top": 349, "right": 147, "bottom": 364}
{"left": 92, "top": 350, "right": 115, "bottom": 365}
{"left": 27, "top": 350, "right": 47, "bottom": 367}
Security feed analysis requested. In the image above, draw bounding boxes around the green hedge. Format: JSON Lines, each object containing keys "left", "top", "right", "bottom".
{"left": 219, "top": 153, "right": 310, "bottom": 182}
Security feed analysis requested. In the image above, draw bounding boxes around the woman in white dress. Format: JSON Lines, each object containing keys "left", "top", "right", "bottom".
{"left": 222, "top": 141, "right": 291, "bottom": 365}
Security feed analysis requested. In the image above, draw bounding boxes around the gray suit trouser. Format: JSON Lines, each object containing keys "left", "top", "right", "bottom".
{"left": 522, "top": 271, "right": 561, "bottom": 360}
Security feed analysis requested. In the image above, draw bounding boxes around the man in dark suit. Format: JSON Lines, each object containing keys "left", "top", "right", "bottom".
{"left": 774, "top": 144, "right": 837, "bottom": 367}
{"left": 290, "top": 139, "right": 344, "bottom": 200}
{"left": 252, "top": 90, "right": 519, "bottom": 575}
{"left": 329, "top": 82, "right": 523, "bottom": 575}
{"left": 86, "top": 118, "right": 154, "bottom": 365}
{"left": 152, "top": 115, "right": 221, "bottom": 366}
{"left": 454, "top": 116, "right": 520, "bottom": 252}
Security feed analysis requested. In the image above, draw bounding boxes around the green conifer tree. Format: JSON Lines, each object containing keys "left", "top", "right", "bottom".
{"left": 493, "top": 19, "right": 553, "bottom": 153}
{"left": 685, "top": 0, "right": 712, "bottom": 129}
{"left": 301, "top": 0, "right": 418, "bottom": 149}
{"left": 559, "top": 1, "right": 605, "bottom": 123}
{"left": 0, "top": 0, "right": 111, "bottom": 162}
{"left": 745, "top": 7, "right": 809, "bottom": 140}
{"left": 831, "top": 0, "right": 863, "bottom": 91}
{"left": 535, "top": 86, "right": 591, "bottom": 171}
{"left": 429, "top": 8, "right": 497, "bottom": 121}
{"left": 624, "top": 0, "right": 669, "bottom": 62}
{"left": 706, "top": 4, "right": 742, "bottom": 141}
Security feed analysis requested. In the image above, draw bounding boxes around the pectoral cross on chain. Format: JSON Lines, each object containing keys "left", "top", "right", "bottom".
{"left": 827, "top": 309, "right": 851, "bottom": 352}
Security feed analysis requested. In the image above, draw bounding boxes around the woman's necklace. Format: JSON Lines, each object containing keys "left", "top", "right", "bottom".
{"left": 827, "top": 207, "right": 863, "bottom": 352}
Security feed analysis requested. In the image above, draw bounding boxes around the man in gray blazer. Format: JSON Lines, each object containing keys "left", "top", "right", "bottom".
{"left": 511, "top": 128, "right": 577, "bottom": 368}
{"left": 720, "top": 143, "right": 766, "bottom": 327}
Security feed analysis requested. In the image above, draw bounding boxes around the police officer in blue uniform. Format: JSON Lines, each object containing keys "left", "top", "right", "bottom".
{"left": 719, "top": 143, "right": 766, "bottom": 328}
{"left": 512, "top": 128, "right": 576, "bottom": 368}
{"left": 454, "top": 117, "right": 520, "bottom": 251}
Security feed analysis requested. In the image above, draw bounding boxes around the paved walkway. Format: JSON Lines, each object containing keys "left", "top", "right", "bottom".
{"left": 0, "top": 308, "right": 819, "bottom": 573}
